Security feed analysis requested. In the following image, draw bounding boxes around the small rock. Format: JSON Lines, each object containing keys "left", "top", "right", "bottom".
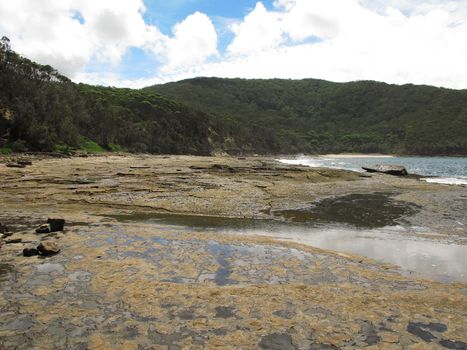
{"left": 5, "top": 238, "right": 22, "bottom": 244}
{"left": 6, "top": 163, "right": 26, "bottom": 168}
{"left": 37, "top": 242, "right": 60, "bottom": 256}
{"left": 35, "top": 224, "right": 51, "bottom": 234}
{"left": 47, "top": 218, "right": 65, "bottom": 232}
{"left": 17, "top": 159, "right": 32, "bottom": 166}
{"left": 259, "top": 333, "right": 298, "bottom": 350}
{"left": 23, "top": 248, "right": 39, "bottom": 257}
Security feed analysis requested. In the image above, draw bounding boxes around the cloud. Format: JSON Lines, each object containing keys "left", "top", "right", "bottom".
{"left": 157, "top": 12, "right": 218, "bottom": 72}
{"left": 0, "top": 0, "right": 217, "bottom": 79}
{"left": 1, "top": 0, "right": 466, "bottom": 89}
{"left": 227, "top": 2, "right": 283, "bottom": 55}
{"left": 171, "top": 0, "right": 467, "bottom": 89}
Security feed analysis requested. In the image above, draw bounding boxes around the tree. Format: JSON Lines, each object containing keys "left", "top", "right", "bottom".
{"left": 0, "top": 36, "right": 11, "bottom": 51}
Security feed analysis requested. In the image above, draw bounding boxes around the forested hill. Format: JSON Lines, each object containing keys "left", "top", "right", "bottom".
{"left": 148, "top": 77, "right": 467, "bottom": 155}
{"left": 0, "top": 41, "right": 227, "bottom": 155}
{"left": 2, "top": 38, "right": 467, "bottom": 156}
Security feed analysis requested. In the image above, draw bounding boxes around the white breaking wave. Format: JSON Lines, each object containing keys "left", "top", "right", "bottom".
{"left": 422, "top": 177, "right": 467, "bottom": 186}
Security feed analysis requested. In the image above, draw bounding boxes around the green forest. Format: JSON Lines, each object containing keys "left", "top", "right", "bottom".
{"left": 1, "top": 38, "right": 467, "bottom": 156}
{"left": 149, "top": 78, "right": 467, "bottom": 155}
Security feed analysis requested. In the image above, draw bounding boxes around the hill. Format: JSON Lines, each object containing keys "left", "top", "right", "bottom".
{"left": 148, "top": 77, "right": 467, "bottom": 155}
{"left": 0, "top": 40, "right": 226, "bottom": 155}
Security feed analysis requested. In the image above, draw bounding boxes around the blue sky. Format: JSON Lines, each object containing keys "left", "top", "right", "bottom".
{"left": 1, "top": 0, "right": 466, "bottom": 89}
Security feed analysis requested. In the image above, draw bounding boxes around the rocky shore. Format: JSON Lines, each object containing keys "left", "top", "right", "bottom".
{"left": 0, "top": 154, "right": 466, "bottom": 349}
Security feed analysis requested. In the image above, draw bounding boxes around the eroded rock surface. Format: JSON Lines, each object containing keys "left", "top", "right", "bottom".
{"left": 0, "top": 154, "right": 465, "bottom": 349}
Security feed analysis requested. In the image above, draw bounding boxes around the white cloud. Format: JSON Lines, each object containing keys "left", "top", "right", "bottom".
{"left": 227, "top": 2, "right": 283, "bottom": 55}
{"left": 170, "top": 0, "right": 467, "bottom": 89}
{"left": 1, "top": 0, "right": 467, "bottom": 89}
{"left": 0, "top": 0, "right": 217, "bottom": 79}
{"left": 157, "top": 12, "right": 218, "bottom": 72}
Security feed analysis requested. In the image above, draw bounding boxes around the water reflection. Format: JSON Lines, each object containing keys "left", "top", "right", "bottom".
{"left": 109, "top": 213, "right": 467, "bottom": 283}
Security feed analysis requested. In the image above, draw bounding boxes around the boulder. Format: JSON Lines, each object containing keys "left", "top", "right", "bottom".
{"left": 37, "top": 242, "right": 60, "bottom": 256}
{"left": 35, "top": 224, "right": 51, "bottom": 234}
{"left": 47, "top": 218, "right": 65, "bottom": 232}
{"left": 23, "top": 248, "right": 39, "bottom": 257}
{"left": 362, "top": 164, "right": 408, "bottom": 176}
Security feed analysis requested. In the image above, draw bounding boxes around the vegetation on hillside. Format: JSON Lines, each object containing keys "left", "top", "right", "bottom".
{"left": 0, "top": 39, "right": 224, "bottom": 155}
{"left": 2, "top": 37, "right": 466, "bottom": 156}
{"left": 149, "top": 77, "right": 467, "bottom": 155}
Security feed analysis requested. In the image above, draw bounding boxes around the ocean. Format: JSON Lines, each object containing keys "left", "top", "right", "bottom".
{"left": 278, "top": 155, "right": 467, "bottom": 185}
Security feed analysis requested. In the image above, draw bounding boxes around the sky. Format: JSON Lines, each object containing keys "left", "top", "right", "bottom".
{"left": 1, "top": 0, "right": 467, "bottom": 89}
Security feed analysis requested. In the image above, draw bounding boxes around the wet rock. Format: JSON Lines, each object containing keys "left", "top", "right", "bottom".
{"left": 5, "top": 238, "right": 22, "bottom": 244}
{"left": 0, "top": 222, "right": 9, "bottom": 234}
{"left": 273, "top": 310, "right": 297, "bottom": 319}
{"left": 439, "top": 339, "right": 467, "bottom": 349}
{"left": 35, "top": 224, "right": 51, "bottom": 234}
{"left": 3, "top": 314, "right": 35, "bottom": 331}
{"left": 47, "top": 218, "right": 65, "bottom": 232}
{"left": 215, "top": 306, "right": 235, "bottom": 318}
{"left": 37, "top": 242, "right": 60, "bottom": 256}
{"left": 362, "top": 164, "right": 408, "bottom": 176}
{"left": 23, "top": 248, "right": 39, "bottom": 257}
{"left": 35, "top": 218, "right": 65, "bottom": 234}
{"left": 407, "top": 321, "right": 437, "bottom": 342}
{"left": 258, "top": 333, "right": 298, "bottom": 350}
{"left": 422, "top": 322, "right": 448, "bottom": 333}
{"left": 177, "top": 309, "right": 195, "bottom": 320}
{"left": 359, "top": 320, "right": 381, "bottom": 345}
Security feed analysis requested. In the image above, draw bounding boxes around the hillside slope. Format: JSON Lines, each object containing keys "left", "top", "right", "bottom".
{"left": 0, "top": 44, "right": 226, "bottom": 155}
{"left": 148, "top": 77, "right": 467, "bottom": 155}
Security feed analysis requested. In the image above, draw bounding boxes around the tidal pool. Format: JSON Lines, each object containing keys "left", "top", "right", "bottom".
{"left": 109, "top": 192, "right": 466, "bottom": 283}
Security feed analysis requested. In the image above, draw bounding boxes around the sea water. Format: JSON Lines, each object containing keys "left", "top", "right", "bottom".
{"left": 278, "top": 155, "right": 467, "bottom": 185}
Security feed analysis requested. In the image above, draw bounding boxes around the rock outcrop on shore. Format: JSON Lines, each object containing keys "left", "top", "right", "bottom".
{"left": 362, "top": 164, "right": 408, "bottom": 176}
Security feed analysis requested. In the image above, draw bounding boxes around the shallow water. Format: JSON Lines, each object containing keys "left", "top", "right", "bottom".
{"left": 272, "top": 193, "right": 419, "bottom": 228}
{"left": 110, "top": 211, "right": 467, "bottom": 283}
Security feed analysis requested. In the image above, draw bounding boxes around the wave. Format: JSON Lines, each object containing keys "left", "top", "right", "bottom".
{"left": 422, "top": 177, "right": 467, "bottom": 186}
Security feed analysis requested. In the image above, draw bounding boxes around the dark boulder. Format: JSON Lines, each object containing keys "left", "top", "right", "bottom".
{"left": 362, "top": 164, "right": 408, "bottom": 176}
{"left": 37, "top": 242, "right": 60, "bottom": 256}
{"left": 47, "top": 218, "right": 65, "bottom": 232}
{"left": 35, "top": 224, "right": 51, "bottom": 234}
{"left": 23, "top": 248, "right": 39, "bottom": 257}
